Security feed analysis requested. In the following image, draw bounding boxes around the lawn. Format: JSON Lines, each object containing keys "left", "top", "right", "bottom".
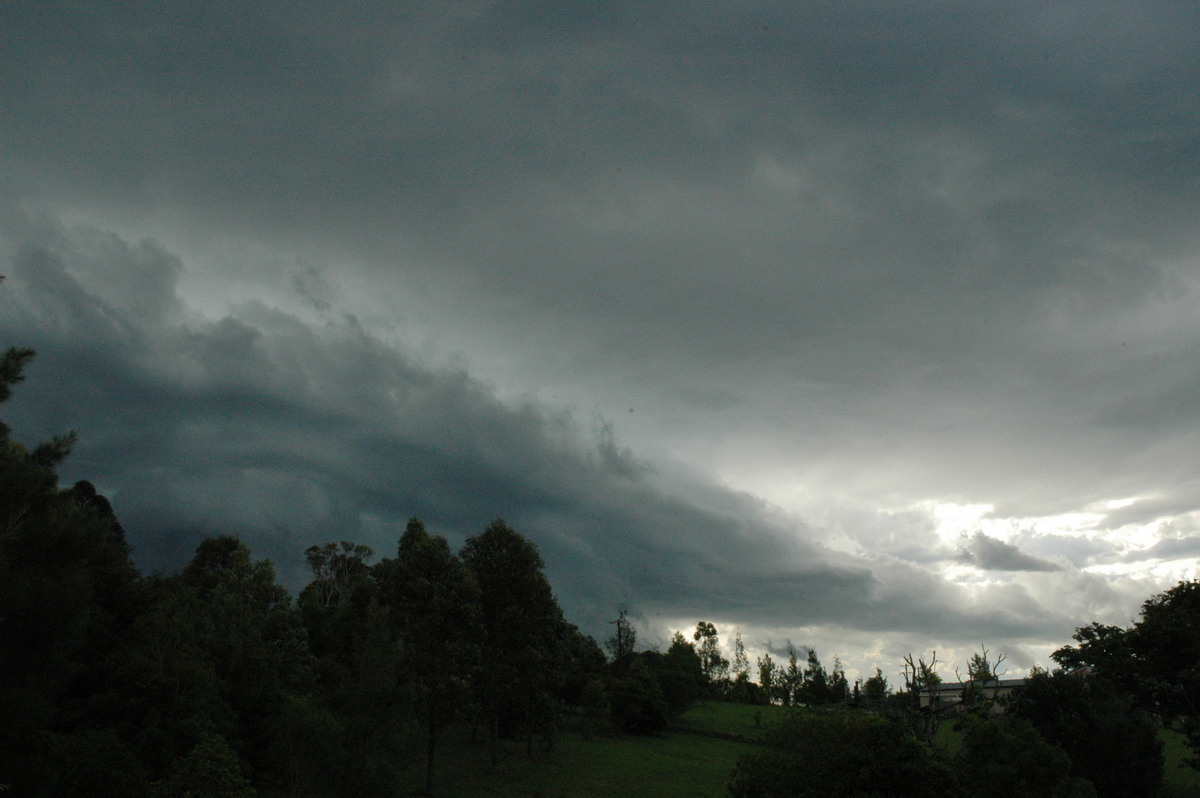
{"left": 673, "top": 699, "right": 792, "bottom": 741}
{"left": 393, "top": 704, "right": 771, "bottom": 797}
{"left": 1161, "top": 728, "right": 1200, "bottom": 797}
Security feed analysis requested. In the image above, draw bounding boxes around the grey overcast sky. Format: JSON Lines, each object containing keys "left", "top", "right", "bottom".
{"left": 3, "top": 1, "right": 1199, "bottom": 678}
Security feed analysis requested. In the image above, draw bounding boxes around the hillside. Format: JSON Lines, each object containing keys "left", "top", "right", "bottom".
{"left": 393, "top": 702, "right": 788, "bottom": 797}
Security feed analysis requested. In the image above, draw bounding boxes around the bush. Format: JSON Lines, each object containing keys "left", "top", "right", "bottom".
{"left": 1009, "top": 670, "right": 1163, "bottom": 798}
{"left": 728, "top": 710, "right": 957, "bottom": 797}
{"left": 956, "top": 716, "right": 1094, "bottom": 798}
{"left": 607, "top": 659, "right": 669, "bottom": 734}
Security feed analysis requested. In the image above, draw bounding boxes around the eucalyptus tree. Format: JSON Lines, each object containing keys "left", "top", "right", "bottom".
{"left": 383, "top": 518, "right": 480, "bottom": 794}
{"left": 461, "top": 519, "right": 566, "bottom": 761}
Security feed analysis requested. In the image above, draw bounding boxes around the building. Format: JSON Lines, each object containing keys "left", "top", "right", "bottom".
{"left": 917, "top": 678, "right": 1027, "bottom": 715}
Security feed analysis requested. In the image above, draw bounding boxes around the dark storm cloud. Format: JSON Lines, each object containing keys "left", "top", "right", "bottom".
{"left": 4, "top": 1, "right": 1200, "bottom": 661}
{"left": 0, "top": 215, "right": 1074, "bottom": 646}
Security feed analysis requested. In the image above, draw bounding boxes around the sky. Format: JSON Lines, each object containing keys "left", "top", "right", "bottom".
{"left": 3, "top": 1, "right": 1200, "bottom": 681}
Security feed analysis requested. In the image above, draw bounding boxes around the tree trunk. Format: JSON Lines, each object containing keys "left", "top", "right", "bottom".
{"left": 489, "top": 711, "right": 499, "bottom": 766}
{"left": 424, "top": 694, "right": 437, "bottom": 795}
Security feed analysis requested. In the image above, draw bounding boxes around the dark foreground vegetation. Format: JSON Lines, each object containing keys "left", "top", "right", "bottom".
{"left": 3, "top": 297, "right": 1200, "bottom": 796}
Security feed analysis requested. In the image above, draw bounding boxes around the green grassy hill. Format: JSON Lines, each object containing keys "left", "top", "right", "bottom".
{"left": 395, "top": 702, "right": 790, "bottom": 797}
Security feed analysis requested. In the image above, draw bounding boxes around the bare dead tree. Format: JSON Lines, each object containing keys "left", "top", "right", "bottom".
{"left": 901, "top": 651, "right": 943, "bottom": 743}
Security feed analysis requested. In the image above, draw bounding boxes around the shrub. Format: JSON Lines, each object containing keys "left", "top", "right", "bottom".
{"left": 728, "top": 710, "right": 956, "bottom": 797}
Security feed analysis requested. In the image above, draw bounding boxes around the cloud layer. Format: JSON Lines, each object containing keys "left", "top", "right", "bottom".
{"left": 4, "top": 1, "right": 1200, "bottom": 675}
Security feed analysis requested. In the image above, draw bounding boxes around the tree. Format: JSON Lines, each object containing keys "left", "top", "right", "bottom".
{"left": 900, "top": 651, "right": 943, "bottom": 742}
{"left": 828, "top": 655, "right": 850, "bottom": 704}
{"left": 151, "top": 733, "right": 255, "bottom": 798}
{"left": 178, "top": 536, "right": 315, "bottom": 786}
{"left": 303, "top": 541, "right": 374, "bottom": 609}
{"left": 780, "top": 644, "right": 803, "bottom": 707}
{"left": 757, "top": 653, "right": 777, "bottom": 705}
{"left": 43, "top": 729, "right": 150, "bottom": 798}
{"left": 606, "top": 657, "right": 669, "bottom": 734}
{"left": 658, "top": 632, "right": 703, "bottom": 716}
{"left": 693, "top": 622, "right": 729, "bottom": 696}
{"left": 956, "top": 647, "right": 1008, "bottom": 712}
{"left": 955, "top": 716, "right": 1088, "bottom": 798}
{"left": 383, "top": 518, "right": 480, "bottom": 794}
{"left": 966, "top": 649, "right": 998, "bottom": 682}
{"left": 0, "top": 336, "right": 142, "bottom": 793}
{"left": 726, "top": 632, "right": 760, "bottom": 703}
{"left": 862, "top": 667, "right": 889, "bottom": 708}
{"left": 732, "top": 632, "right": 750, "bottom": 682}
{"left": 799, "top": 648, "right": 829, "bottom": 706}
{"left": 1009, "top": 668, "right": 1162, "bottom": 798}
{"left": 269, "top": 695, "right": 343, "bottom": 798}
{"left": 606, "top": 609, "right": 636, "bottom": 664}
{"left": 556, "top": 624, "right": 608, "bottom": 711}
{"left": 1053, "top": 580, "right": 1200, "bottom": 763}
{"left": 461, "top": 519, "right": 566, "bottom": 761}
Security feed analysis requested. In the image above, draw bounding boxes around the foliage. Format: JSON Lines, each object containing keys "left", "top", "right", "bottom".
{"left": 694, "top": 621, "right": 730, "bottom": 694}
{"left": 955, "top": 715, "right": 1090, "bottom": 798}
{"left": 0, "top": 344, "right": 143, "bottom": 794}
{"left": 640, "top": 644, "right": 703, "bottom": 719}
{"left": 302, "top": 541, "right": 374, "bottom": 609}
{"left": 798, "top": 648, "right": 829, "bottom": 706}
{"left": 461, "top": 518, "right": 568, "bottom": 759}
{"left": 43, "top": 729, "right": 150, "bottom": 798}
{"left": 756, "top": 653, "right": 777, "bottom": 705}
{"left": 607, "top": 657, "right": 670, "bottom": 734}
{"left": 381, "top": 518, "right": 481, "bottom": 793}
{"left": 151, "top": 733, "right": 255, "bottom": 798}
{"left": 862, "top": 667, "right": 890, "bottom": 708}
{"left": 1008, "top": 668, "right": 1163, "bottom": 798}
{"left": 1054, "top": 580, "right": 1200, "bottom": 766}
{"left": 780, "top": 645, "right": 802, "bottom": 707}
{"left": 728, "top": 710, "right": 957, "bottom": 798}
{"left": 731, "top": 632, "right": 750, "bottom": 682}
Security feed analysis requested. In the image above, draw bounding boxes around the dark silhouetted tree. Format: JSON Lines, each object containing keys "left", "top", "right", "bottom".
{"left": 694, "top": 621, "right": 729, "bottom": 696}
{"left": 799, "top": 649, "right": 829, "bottom": 706}
{"left": 461, "top": 519, "right": 566, "bottom": 761}
{"left": 606, "top": 609, "right": 636, "bottom": 664}
{"left": 303, "top": 541, "right": 374, "bottom": 609}
{"left": 1054, "top": 580, "right": 1200, "bottom": 764}
{"left": 757, "top": 652, "right": 778, "bottom": 705}
{"left": 0, "top": 337, "right": 141, "bottom": 794}
{"left": 384, "top": 518, "right": 480, "bottom": 794}
{"left": 780, "top": 644, "right": 803, "bottom": 707}
{"left": 955, "top": 715, "right": 1088, "bottom": 798}
{"left": 152, "top": 733, "right": 255, "bottom": 798}
{"left": 862, "top": 666, "right": 889, "bottom": 708}
{"left": 607, "top": 656, "right": 669, "bottom": 734}
{"left": 1009, "top": 668, "right": 1162, "bottom": 798}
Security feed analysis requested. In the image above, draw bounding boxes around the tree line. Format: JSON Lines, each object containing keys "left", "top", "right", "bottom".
{"left": 0, "top": 331, "right": 792, "bottom": 795}
{"left": 729, "top": 583, "right": 1200, "bottom": 798}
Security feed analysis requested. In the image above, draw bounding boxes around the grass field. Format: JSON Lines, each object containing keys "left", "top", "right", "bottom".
{"left": 1161, "top": 728, "right": 1200, "bottom": 797}
{"left": 395, "top": 702, "right": 786, "bottom": 797}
